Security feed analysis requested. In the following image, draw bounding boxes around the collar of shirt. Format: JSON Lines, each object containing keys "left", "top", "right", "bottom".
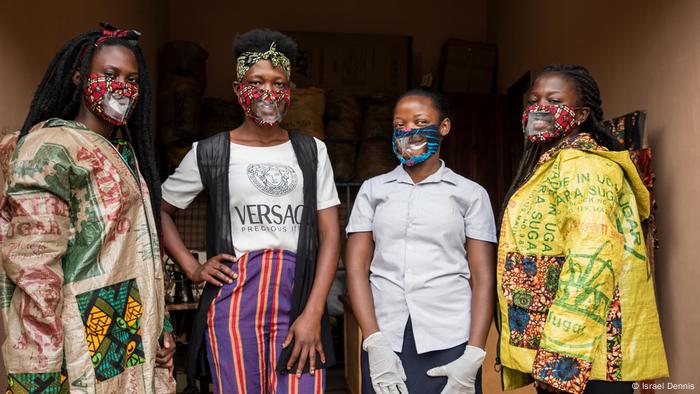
{"left": 383, "top": 159, "right": 458, "bottom": 186}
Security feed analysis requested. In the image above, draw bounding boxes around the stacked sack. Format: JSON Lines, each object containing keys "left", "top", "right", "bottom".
{"left": 324, "top": 91, "right": 362, "bottom": 182}
{"left": 281, "top": 87, "right": 326, "bottom": 140}
{"left": 356, "top": 95, "right": 397, "bottom": 180}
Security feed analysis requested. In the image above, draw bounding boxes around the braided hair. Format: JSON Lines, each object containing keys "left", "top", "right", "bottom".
{"left": 20, "top": 27, "right": 161, "bottom": 230}
{"left": 499, "top": 64, "right": 621, "bottom": 225}
{"left": 540, "top": 64, "right": 620, "bottom": 150}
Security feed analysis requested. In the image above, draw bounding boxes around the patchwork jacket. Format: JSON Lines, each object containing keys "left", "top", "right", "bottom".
{"left": 497, "top": 134, "right": 668, "bottom": 394}
{"left": 0, "top": 119, "right": 172, "bottom": 393}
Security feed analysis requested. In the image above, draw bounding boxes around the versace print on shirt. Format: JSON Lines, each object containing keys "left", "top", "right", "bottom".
{"left": 162, "top": 138, "right": 339, "bottom": 257}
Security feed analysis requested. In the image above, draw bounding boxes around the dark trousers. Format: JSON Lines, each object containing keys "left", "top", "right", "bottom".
{"left": 536, "top": 381, "right": 633, "bottom": 394}
{"left": 361, "top": 318, "right": 482, "bottom": 394}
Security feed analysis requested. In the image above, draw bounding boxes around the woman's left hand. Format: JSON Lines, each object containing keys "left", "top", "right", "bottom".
{"left": 156, "top": 332, "right": 176, "bottom": 372}
{"left": 427, "top": 345, "right": 485, "bottom": 394}
{"left": 282, "top": 312, "right": 326, "bottom": 376}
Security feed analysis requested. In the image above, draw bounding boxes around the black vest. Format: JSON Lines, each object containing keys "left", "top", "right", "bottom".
{"left": 186, "top": 131, "right": 335, "bottom": 387}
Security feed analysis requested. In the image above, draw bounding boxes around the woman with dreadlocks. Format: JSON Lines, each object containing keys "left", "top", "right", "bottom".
{"left": 0, "top": 24, "right": 175, "bottom": 393}
{"left": 161, "top": 28, "right": 339, "bottom": 393}
{"left": 496, "top": 64, "right": 668, "bottom": 394}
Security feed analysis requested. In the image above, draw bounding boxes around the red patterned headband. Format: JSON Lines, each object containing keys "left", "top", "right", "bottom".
{"left": 77, "top": 23, "right": 142, "bottom": 69}
{"left": 95, "top": 22, "right": 141, "bottom": 46}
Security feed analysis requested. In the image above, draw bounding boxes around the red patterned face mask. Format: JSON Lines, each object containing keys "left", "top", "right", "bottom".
{"left": 237, "top": 83, "right": 291, "bottom": 127}
{"left": 84, "top": 73, "right": 139, "bottom": 126}
{"left": 522, "top": 104, "right": 578, "bottom": 143}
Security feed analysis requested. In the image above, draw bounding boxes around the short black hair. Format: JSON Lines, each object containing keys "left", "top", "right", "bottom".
{"left": 232, "top": 28, "right": 297, "bottom": 63}
{"left": 396, "top": 88, "right": 453, "bottom": 122}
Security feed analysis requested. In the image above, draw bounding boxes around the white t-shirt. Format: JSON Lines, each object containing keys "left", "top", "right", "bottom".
{"left": 162, "top": 138, "right": 340, "bottom": 257}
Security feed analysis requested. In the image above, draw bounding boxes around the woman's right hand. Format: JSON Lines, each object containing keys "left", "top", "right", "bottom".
{"left": 363, "top": 332, "right": 408, "bottom": 394}
{"left": 188, "top": 253, "right": 238, "bottom": 286}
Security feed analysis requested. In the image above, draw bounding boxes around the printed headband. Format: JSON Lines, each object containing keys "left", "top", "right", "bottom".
{"left": 77, "top": 23, "right": 141, "bottom": 68}
{"left": 236, "top": 42, "right": 291, "bottom": 82}
{"left": 95, "top": 22, "right": 141, "bottom": 46}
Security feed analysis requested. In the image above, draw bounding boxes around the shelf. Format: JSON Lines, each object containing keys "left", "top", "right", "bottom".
{"left": 167, "top": 302, "right": 198, "bottom": 311}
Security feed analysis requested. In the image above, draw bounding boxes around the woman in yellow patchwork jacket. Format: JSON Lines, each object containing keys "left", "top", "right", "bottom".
{"left": 497, "top": 65, "right": 668, "bottom": 394}
{"left": 0, "top": 25, "right": 174, "bottom": 393}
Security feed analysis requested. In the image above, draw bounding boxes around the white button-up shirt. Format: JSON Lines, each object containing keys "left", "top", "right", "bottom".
{"left": 346, "top": 162, "right": 497, "bottom": 353}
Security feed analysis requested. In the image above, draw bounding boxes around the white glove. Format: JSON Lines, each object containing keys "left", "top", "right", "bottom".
{"left": 363, "top": 332, "right": 409, "bottom": 394}
{"left": 426, "top": 345, "right": 485, "bottom": 394}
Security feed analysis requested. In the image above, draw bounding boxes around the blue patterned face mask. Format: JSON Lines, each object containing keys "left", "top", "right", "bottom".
{"left": 392, "top": 125, "right": 441, "bottom": 167}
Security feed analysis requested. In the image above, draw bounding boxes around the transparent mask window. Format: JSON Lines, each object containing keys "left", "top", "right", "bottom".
{"left": 524, "top": 110, "right": 555, "bottom": 137}
{"left": 394, "top": 133, "right": 428, "bottom": 160}
{"left": 252, "top": 98, "right": 287, "bottom": 125}
{"left": 103, "top": 91, "right": 135, "bottom": 124}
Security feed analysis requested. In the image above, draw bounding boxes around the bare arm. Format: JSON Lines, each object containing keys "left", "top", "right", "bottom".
{"left": 284, "top": 205, "right": 340, "bottom": 375}
{"left": 303, "top": 205, "right": 341, "bottom": 318}
{"left": 161, "top": 201, "right": 199, "bottom": 277}
{"left": 466, "top": 238, "right": 496, "bottom": 350}
{"left": 345, "top": 231, "right": 380, "bottom": 338}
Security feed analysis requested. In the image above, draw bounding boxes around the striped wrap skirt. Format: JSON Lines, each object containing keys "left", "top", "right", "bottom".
{"left": 205, "top": 249, "right": 325, "bottom": 394}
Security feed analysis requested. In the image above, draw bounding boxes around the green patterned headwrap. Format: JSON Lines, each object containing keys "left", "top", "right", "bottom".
{"left": 236, "top": 42, "right": 291, "bottom": 82}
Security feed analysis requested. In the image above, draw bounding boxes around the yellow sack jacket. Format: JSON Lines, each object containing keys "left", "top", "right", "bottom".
{"left": 0, "top": 120, "right": 170, "bottom": 393}
{"left": 497, "top": 134, "right": 668, "bottom": 394}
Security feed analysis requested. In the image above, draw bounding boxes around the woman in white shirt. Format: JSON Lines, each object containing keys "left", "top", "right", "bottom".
{"left": 346, "top": 89, "right": 496, "bottom": 394}
{"left": 160, "top": 29, "right": 340, "bottom": 393}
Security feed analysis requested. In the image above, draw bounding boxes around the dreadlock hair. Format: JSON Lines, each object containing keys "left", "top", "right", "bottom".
{"left": 540, "top": 64, "right": 620, "bottom": 150}
{"left": 232, "top": 28, "right": 298, "bottom": 63}
{"left": 499, "top": 64, "right": 622, "bottom": 226}
{"left": 20, "top": 29, "right": 161, "bottom": 231}
{"left": 396, "top": 88, "right": 453, "bottom": 122}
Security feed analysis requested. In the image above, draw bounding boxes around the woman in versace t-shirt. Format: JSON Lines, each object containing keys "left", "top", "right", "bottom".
{"left": 161, "top": 29, "right": 340, "bottom": 393}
